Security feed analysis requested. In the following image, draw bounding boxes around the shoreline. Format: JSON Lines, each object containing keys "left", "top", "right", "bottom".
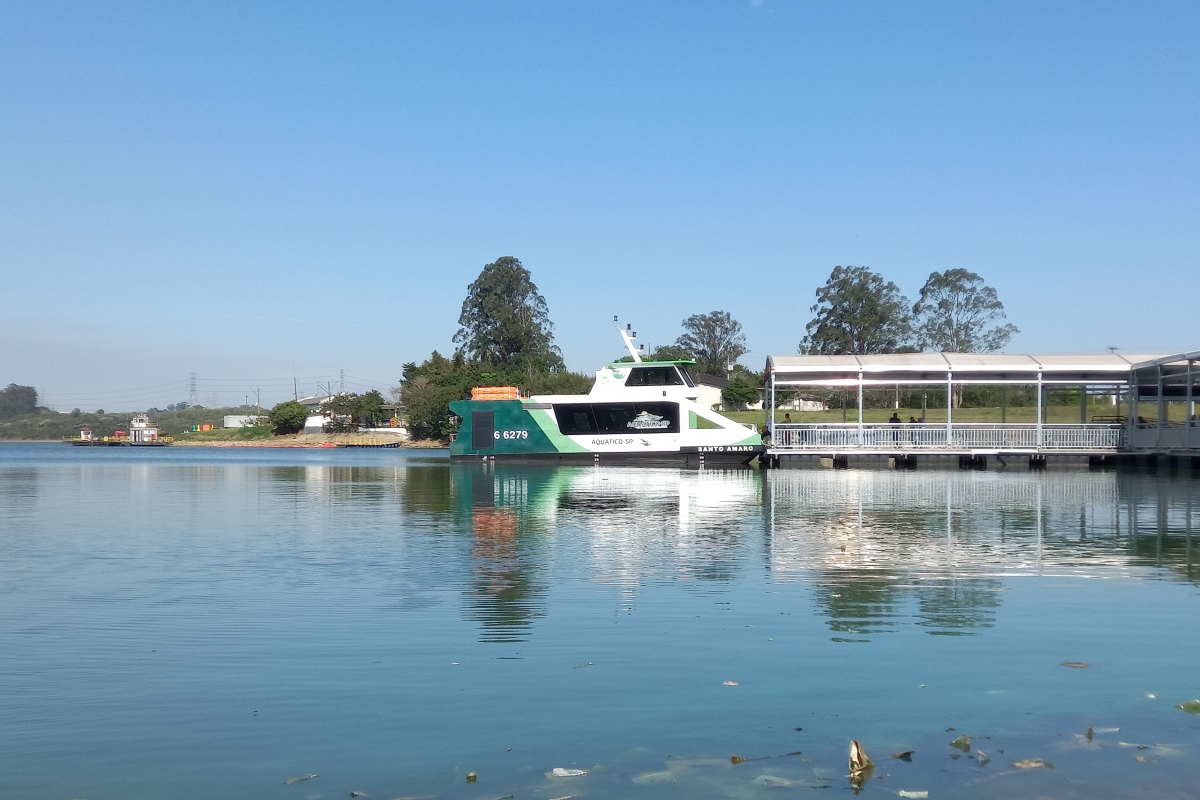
{"left": 4, "top": 435, "right": 447, "bottom": 449}
{"left": 174, "top": 433, "right": 446, "bottom": 448}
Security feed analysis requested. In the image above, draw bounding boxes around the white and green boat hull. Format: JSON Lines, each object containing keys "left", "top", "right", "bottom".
{"left": 449, "top": 398, "right": 764, "bottom": 466}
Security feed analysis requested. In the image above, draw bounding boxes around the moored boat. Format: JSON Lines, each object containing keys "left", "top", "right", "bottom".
{"left": 449, "top": 323, "right": 764, "bottom": 466}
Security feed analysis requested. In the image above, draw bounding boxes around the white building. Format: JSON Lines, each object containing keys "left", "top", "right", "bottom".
{"left": 128, "top": 414, "right": 160, "bottom": 443}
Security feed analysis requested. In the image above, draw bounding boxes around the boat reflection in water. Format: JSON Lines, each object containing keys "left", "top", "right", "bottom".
{"left": 449, "top": 462, "right": 763, "bottom": 639}
{"left": 449, "top": 462, "right": 1200, "bottom": 642}
{"left": 6, "top": 446, "right": 1200, "bottom": 800}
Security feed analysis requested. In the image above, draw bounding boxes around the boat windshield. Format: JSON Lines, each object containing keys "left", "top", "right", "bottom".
{"left": 624, "top": 365, "right": 694, "bottom": 388}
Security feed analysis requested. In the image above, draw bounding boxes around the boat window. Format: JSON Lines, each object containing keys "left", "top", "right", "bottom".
{"left": 676, "top": 365, "right": 696, "bottom": 387}
{"left": 555, "top": 405, "right": 599, "bottom": 435}
{"left": 554, "top": 402, "right": 679, "bottom": 435}
{"left": 625, "top": 366, "right": 685, "bottom": 387}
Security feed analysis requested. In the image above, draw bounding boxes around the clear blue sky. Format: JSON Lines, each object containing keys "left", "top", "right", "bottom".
{"left": 2, "top": 1, "right": 1197, "bottom": 411}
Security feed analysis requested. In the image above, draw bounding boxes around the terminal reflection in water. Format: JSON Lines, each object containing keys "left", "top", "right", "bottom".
{"left": 30, "top": 458, "right": 1195, "bottom": 645}
{"left": 441, "top": 462, "right": 1200, "bottom": 642}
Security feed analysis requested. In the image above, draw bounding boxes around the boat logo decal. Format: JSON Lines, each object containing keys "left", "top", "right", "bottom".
{"left": 627, "top": 411, "right": 670, "bottom": 430}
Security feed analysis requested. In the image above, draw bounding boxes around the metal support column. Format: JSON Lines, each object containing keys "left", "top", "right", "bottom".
{"left": 1129, "top": 376, "right": 1139, "bottom": 448}
{"left": 857, "top": 370, "right": 864, "bottom": 435}
{"left": 946, "top": 370, "right": 953, "bottom": 441}
{"left": 1036, "top": 371, "right": 1044, "bottom": 447}
{"left": 1158, "top": 365, "right": 1165, "bottom": 450}
{"left": 1188, "top": 360, "right": 1195, "bottom": 450}
{"left": 767, "top": 369, "right": 776, "bottom": 440}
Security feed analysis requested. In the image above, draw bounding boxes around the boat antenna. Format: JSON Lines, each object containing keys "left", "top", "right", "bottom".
{"left": 615, "top": 316, "right": 642, "bottom": 363}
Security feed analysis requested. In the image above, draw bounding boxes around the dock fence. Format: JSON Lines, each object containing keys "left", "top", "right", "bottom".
{"left": 768, "top": 423, "right": 1124, "bottom": 453}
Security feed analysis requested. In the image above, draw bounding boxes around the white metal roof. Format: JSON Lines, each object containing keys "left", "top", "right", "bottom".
{"left": 1130, "top": 351, "right": 1200, "bottom": 370}
{"left": 767, "top": 352, "right": 1168, "bottom": 385}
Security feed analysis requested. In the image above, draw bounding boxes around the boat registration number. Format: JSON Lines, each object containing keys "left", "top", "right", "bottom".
{"left": 494, "top": 430, "right": 529, "bottom": 440}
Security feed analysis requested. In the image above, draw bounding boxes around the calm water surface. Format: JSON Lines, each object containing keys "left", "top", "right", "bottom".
{"left": 2, "top": 442, "right": 1199, "bottom": 799}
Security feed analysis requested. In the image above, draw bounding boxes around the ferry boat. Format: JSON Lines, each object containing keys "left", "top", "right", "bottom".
{"left": 62, "top": 415, "right": 172, "bottom": 446}
{"left": 449, "top": 323, "right": 764, "bottom": 466}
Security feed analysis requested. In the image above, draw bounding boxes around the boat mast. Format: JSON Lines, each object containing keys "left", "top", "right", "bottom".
{"left": 615, "top": 317, "right": 643, "bottom": 363}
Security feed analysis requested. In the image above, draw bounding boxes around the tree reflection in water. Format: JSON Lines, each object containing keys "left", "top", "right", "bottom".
{"left": 442, "top": 462, "right": 1199, "bottom": 643}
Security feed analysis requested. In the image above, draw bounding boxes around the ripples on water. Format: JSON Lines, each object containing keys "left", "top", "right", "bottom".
{"left": 1, "top": 443, "right": 1199, "bottom": 799}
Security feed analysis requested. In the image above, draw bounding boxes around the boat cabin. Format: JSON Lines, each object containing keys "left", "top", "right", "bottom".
{"left": 593, "top": 361, "right": 697, "bottom": 394}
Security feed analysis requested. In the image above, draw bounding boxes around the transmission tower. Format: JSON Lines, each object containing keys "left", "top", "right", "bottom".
{"left": 189, "top": 373, "right": 199, "bottom": 405}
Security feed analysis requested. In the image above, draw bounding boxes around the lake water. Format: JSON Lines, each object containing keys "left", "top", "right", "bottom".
{"left": 2, "top": 442, "right": 1199, "bottom": 799}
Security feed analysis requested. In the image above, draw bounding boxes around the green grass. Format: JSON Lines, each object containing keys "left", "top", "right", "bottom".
{"left": 174, "top": 425, "right": 275, "bottom": 442}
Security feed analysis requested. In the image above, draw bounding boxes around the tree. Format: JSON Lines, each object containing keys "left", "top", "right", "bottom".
{"left": 612, "top": 344, "right": 694, "bottom": 364}
{"left": 318, "top": 390, "right": 388, "bottom": 432}
{"left": 800, "top": 266, "right": 914, "bottom": 354}
{"left": 398, "top": 351, "right": 476, "bottom": 441}
{"left": 674, "top": 311, "right": 747, "bottom": 375}
{"left": 647, "top": 344, "right": 694, "bottom": 362}
{"left": 0, "top": 384, "right": 38, "bottom": 419}
{"left": 266, "top": 400, "right": 308, "bottom": 435}
{"left": 721, "top": 373, "right": 761, "bottom": 409}
{"left": 912, "top": 269, "right": 1019, "bottom": 353}
{"left": 453, "top": 256, "right": 564, "bottom": 374}
{"left": 356, "top": 389, "right": 387, "bottom": 427}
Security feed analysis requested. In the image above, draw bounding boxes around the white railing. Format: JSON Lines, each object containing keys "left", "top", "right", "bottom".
{"left": 768, "top": 423, "right": 1124, "bottom": 452}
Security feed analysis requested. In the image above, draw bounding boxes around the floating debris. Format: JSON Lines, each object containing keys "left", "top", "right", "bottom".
{"left": 1175, "top": 699, "right": 1200, "bottom": 714}
{"left": 754, "top": 775, "right": 795, "bottom": 787}
{"left": 631, "top": 770, "right": 675, "bottom": 785}
{"left": 848, "top": 740, "right": 875, "bottom": 789}
{"left": 466, "top": 772, "right": 477, "bottom": 783}
{"left": 976, "top": 749, "right": 990, "bottom": 766}
{"left": 1061, "top": 661, "right": 1090, "bottom": 669}
{"left": 549, "top": 767, "right": 587, "bottom": 778}
{"left": 950, "top": 735, "right": 971, "bottom": 752}
{"left": 548, "top": 795, "right": 579, "bottom": 800}
{"left": 849, "top": 740, "right": 874, "bottom": 773}
{"left": 892, "top": 750, "right": 914, "bottom": 762}
{"left": 723, "top": 680, "right": 740, "bottom": 686}
{"left": 731, "top": 750, "right": 802, "bottom": 765}
{"left": 1135, "top": 755, "right": 1148, "bottom": 763}
{"left": 349, "top": 793, "right": 369, "bottom": 798}
{"left": 1013, "top": 758, "right": 1050, "bottom": 769}
{"left": 283, "top": 773, "right": 318, "bottom": 785}
{"left": 573, "top": 662, "right": 592, "bottom": 669}
{"left": 898, "top": 792, "right": 929, "bottom": 799}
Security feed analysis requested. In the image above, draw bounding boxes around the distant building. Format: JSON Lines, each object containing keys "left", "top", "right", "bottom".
{"left": 128, "top": 414, "right": 160, "bottom": 443}
{"left": 297, "top": 394, "right": 334, "bottom": 413}
{"left": 222, "top": 415, "right": 260, "bottom": 428}
{"left": 692, "top": 373, "right": 735, "bottom": 411}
